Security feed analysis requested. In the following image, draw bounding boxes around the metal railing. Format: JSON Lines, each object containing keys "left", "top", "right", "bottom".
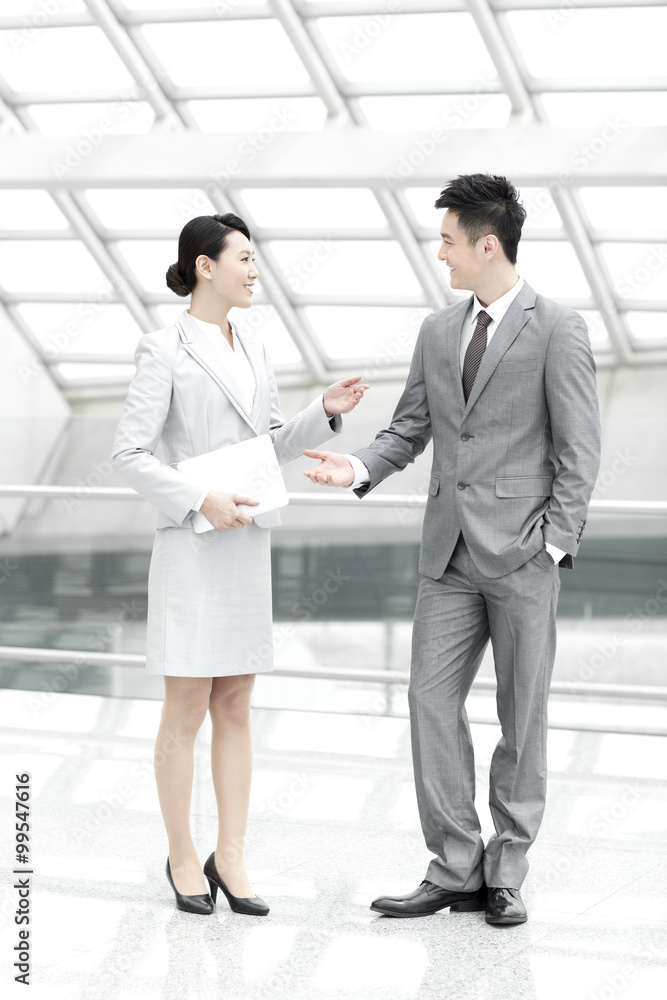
{"left": 1, "top": 484, "right": 666, "bottom": 731}
{"left": 0, "top": 484, "right": 666, "bottom": 516}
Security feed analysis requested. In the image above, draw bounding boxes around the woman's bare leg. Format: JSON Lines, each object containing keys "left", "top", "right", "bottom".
{"left": 208, "top": 673, "right": 256, "bottom": 898}
{"left": 155, "top": 676, "right": 212, "bottom": 895}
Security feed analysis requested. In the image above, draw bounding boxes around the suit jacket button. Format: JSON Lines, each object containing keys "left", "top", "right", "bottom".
{"left": 461, "top": 433, "right": 470, "bottom": 441}
{"left": 457, "top": 481, "right": 467, "bottom": 490}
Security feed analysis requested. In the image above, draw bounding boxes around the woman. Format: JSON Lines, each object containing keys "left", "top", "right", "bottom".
{"left": 111, "top": 213, "right": 368, "bottom": 915}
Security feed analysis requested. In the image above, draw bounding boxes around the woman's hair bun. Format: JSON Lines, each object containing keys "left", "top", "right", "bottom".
{"left": 166, "top": 262, "right": 191, "bottom": 297}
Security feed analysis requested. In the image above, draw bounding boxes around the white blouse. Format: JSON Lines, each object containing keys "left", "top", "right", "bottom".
{"left": 189, "top": 312, "right": 256, "bottom": 416}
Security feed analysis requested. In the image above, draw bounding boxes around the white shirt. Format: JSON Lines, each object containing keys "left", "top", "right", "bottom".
{"left": 343, "top": 276, "right": 566, "bottom": 564}
{"left": 187, "top": 313, "right": 256, "bottom": 512}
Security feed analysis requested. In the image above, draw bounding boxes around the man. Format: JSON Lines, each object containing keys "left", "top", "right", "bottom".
{"left": 303, "top": 174, "right": 601, "bottom": 926}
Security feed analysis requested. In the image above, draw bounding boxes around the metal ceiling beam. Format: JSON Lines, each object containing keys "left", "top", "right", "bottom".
{"left": 465, "top": 0, "right": 532, "bottom": 119}
{"left": 1, "top": 0, "right": 662, "bottom": 28}
{"left": 0, "top": 129, "right": 663, "bottom": 188}
{"left": 269, "top": 0, "right": 350, "bottom": 123}
{"left": 488, "top": 3, "right": 633, "bottom": 367}
{"left": 84, "top": 0, "right": 182, "bottom": 128}
{"left": 5, "top": 79, "right": 667, "bottom": 106}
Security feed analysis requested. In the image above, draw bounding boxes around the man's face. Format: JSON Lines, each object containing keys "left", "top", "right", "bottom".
{"left": 437, "top": 210, "right": 485, "bottom": 291}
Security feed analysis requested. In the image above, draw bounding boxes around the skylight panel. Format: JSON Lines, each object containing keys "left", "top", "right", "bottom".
{"left": 404, "top": 189, "right": 445, "bottom": 231}
{"left": 82, "top": 189, "right": 216, "bottom": 230}
{"left": 518, "top": 187, "right": 564, "bottom": 233}
{"left": 540, "top": 93, "right": 667, "bottom": 128}
{"left": 579, "top": 188, "right": 667, "bottom": 234}
{"left": 114, "top": 239, "right": 180, "bottom": 295}
{"left": 139, "top": 19, "right": 310, "bottom": 87}
{"left": 0, "top": 190, "right": 69, "bottom": 230}
{"left": 516, "top": 241, "right": 592, "bottom": 301}
{"left": 2, "top": 1, "right": 85, "bottom": 13}
{"left": 359, "top": 94, "right": 510, "bottom": 130}
{"left": 27, "top": 102, "right": 155, "bottom": 135}
{"left": 188, "top": 97, "right": 327, "bottom": 132}
{"left": 16, "top": 303, "right": 143, "bottom": 356}
{"left": 626, "top": 311, "right": 667, "bottom": 345}
{"left": 268, "top": 240, "right": 423, "bottom": 297}
{"left": 0, "top": 27, "right": 135, "bottom": 92}
{"left": 576, "top": 310, "right": 612, "bottom": 351}
{"left": 0, "top": 240, "right": 112, "bottom": 294}
{"left": 239, "top": 188, "right": 387, "bottom": 230}
{"left": 121, "top": 0, "right": 262, "bottom": 9}
{"left": 315, "top": 13, "right": 497, "bottom": 84}
{"left": 506, "top": 8, "right": 667, "bottom": 80}
{"left": 599, "top": 243, "right": 667, "bottom": 303}
{"left": 304, "top": 305, "right": 429, "bottom": 364}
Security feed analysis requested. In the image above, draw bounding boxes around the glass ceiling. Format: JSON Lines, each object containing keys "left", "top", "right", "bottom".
{"left": 0, "top": 0, "right": 665, "bottom": 392}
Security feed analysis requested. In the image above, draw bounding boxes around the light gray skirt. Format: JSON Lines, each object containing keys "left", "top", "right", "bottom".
{"left": 145, "top": 522, "right": 275, "bottom": 677}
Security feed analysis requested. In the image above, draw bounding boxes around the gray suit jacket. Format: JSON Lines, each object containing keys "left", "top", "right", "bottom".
{"left": 352, "top": 281, "right": 601, "bottom": 579}
{"left": 111, "top": 308, "right": 341, "bottom": 529}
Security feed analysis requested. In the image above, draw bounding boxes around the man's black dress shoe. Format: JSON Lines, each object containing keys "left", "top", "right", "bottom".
{"left": 370, "top": 880, "right": 486, "bottom": 917}
{"left": 485, "top": 887, "right": 527, "bottom": 925}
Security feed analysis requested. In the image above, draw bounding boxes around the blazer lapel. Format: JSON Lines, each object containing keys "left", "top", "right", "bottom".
{"left": 462, "top": 282, "right": 537, "bottom": 416}
{"left": 176, "top": 309, "right": 258, "bottom": 432}
{"left": 441, "top": 298, "right": 470, "bottom": 414}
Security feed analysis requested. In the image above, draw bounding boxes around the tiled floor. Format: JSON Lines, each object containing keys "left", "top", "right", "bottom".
{"left": 1, "top": 686, "right": 666, "bottom": 1000}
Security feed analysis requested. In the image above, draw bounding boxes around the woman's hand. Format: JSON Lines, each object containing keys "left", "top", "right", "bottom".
{"left": 323, "top": 376, "right": 370, "bottom": 417}
{"left": 199, "top": 491, "right": 259, "bottom": 530}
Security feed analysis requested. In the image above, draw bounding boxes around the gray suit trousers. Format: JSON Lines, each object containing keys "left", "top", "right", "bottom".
{"left": 409, "top": 532, "right": 561, "bottom": 891}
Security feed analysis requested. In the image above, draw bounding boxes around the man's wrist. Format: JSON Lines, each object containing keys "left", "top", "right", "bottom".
{"left": 344, "top": 453, "right": 371, "bottom": 490}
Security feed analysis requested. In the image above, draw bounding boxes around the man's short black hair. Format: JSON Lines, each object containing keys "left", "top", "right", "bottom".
{"left": 434, "top": 174, "right": 526, "bottom": 265}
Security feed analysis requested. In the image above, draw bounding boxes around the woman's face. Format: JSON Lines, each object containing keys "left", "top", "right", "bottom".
{"left": 195, "top": 229, "right": 259, "bottom": 307}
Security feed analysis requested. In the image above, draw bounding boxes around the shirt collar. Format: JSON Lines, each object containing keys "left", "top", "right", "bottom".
{"left": 471, "top": 275, "right": 524, "bottom": 326}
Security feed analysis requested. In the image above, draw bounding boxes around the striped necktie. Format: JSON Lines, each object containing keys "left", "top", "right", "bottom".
{"left": 462, "top": 309, "right": 492, "bottom": 402}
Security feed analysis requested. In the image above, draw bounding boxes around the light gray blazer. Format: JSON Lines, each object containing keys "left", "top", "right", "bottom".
{"left": 110, "top": 308, "right": 342, "bottom": 529}
{"left": 352, "top": 281, "right": 601, "bottom": 579}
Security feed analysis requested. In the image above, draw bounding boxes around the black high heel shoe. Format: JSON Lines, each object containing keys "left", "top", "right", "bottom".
{"left": 203, "top": 851, "right": 269, "bottom": 916}
{"left": 165, "top": 857, "right": 215, "bottom": 915}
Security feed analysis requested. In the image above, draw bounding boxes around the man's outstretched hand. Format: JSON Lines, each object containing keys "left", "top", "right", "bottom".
{"left": 302, "top": 450, "right": 355, "bottom": 488}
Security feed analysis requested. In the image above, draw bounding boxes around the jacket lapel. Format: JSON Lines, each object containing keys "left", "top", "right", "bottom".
{"left": 462, "top": 282, "right": 537, "bottom": 416}
{"left": 441, "top": 298, "right": 470, "bottom": 414}
{"left": 176, "top": 309, "right": 260, "bottom": 432}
